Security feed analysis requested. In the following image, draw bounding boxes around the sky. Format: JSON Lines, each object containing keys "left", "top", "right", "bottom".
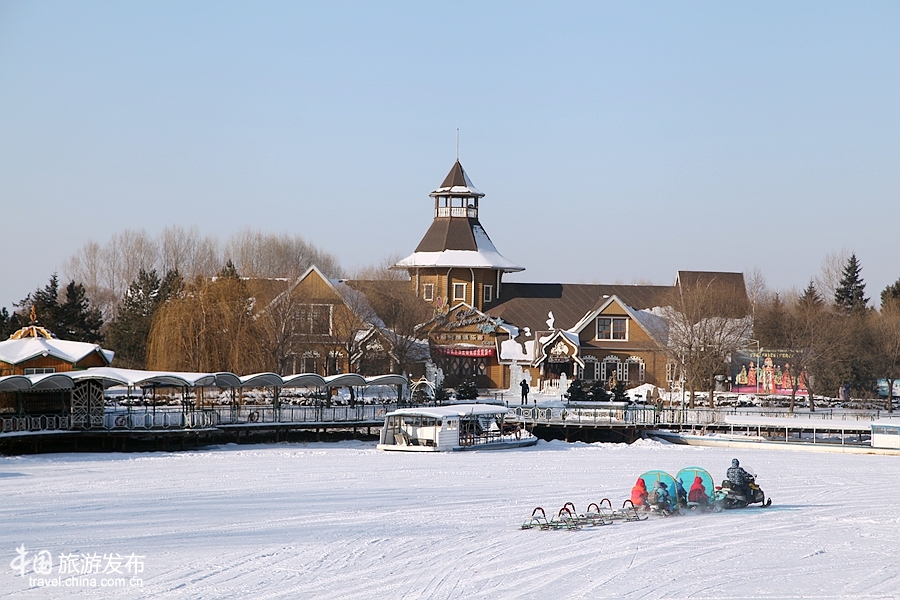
{"left": 0, "top": 1, "right": 898, "bottom": 310}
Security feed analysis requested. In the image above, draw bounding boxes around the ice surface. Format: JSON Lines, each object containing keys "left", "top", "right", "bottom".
{"left": 2, "top": 441, "right": 899, "bottom": 599}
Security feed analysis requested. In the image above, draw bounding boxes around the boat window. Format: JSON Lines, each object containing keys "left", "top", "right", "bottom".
{"left": 446, "top": 419, "right": 457, "bottom": 430}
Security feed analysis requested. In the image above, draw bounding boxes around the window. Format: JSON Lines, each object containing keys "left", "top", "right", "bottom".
{"left": 24, "top": 368, "right": 55, "bottom": 375}
{"left": 483, "top": 285, "right": 493, "bottom": 303}
{"left": 298, "top": 304, "right": 332, "bottom": 336}
{"left": 423, "top": 283, "right": 434, "bottom": 302}
{"left": 453, "top": 283, "right": 466, "bottom": 301}
{"left": 596, "top": 317, "right": 628, "bottom": 340}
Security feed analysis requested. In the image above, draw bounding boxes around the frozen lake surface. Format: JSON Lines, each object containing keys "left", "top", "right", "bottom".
{"left": 2, "top": 440, "right": 899, "bottom": 599}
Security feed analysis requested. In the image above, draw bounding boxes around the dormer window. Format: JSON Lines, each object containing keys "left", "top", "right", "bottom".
{"left": 596, "top": 317, "right": 627, "bottom": 341}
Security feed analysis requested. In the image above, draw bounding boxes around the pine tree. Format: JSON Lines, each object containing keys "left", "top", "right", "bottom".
{"left": 565, "top": 378, "right": 588, "bottom": 402}
{"left": 587, "top": 380, "right": 611, "bottom": 402}
{"left": 799, "top": 280, "right": 823, "bottom": 309}
{"left": 881, "top": 278, "right": 900, "bottom": 310}
{"left": 107, "top": 269, "right": 165, "bottom": 368}
{"left": 58, "top": 280, "right": 104, "bottom": 343}
{"left": 17, "top": 274, "right": 62, "bottom": 331}
{"left": 455, "top": 377, "right": 479, "bottom": 400}
{"left": 834, "top": 253, "right": 869, "bottom": 312}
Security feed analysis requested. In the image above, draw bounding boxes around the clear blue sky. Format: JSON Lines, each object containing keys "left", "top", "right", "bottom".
{"left": 1, "top": 1, "right": 897, "bottom": 309}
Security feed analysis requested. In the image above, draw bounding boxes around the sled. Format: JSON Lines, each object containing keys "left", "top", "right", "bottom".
{"left": 560, "top": 501, "right": 611, "bottom": 527}
{"left": 676, "top": 466, "right": 721, "bottom": 512}
{"left": 638, "top": 470, "right": 680, "bottom": 516}
{"left": 521, "top": 506, "right": 552, "bottom": 530}
{"left": 597, "top": 498, "right": 647, "bottom": 522}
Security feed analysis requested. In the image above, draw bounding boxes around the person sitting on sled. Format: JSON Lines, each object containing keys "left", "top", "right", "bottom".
{"left": 649, "top": 480, "right": 672, "bottom": 511}
{"left": 631, "top": 478, "right": 648, "bottom": 507}
{"left": 675, "top": 478, "right": 688, "bottom": 507}
{"left": 726, "top": 458, "right": 754, "bottom": 501}
{"left": 688, "top": 476, "right": 710, "bottom": 507}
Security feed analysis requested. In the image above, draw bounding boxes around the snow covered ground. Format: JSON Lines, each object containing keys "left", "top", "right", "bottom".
{"left": 2, "top": 440, "right": 899, "bottom": 599}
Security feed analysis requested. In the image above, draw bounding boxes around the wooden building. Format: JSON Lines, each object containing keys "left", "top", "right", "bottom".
{"left": 393, "top": 160, "right": 748, "bottom": 391}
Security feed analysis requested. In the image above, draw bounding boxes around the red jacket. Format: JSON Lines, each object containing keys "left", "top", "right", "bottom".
{"left": 688, "top": 476, "right": 709, "bottom": 504}
{"left": 631, "top": 478, "right": 648, "bottom": 506}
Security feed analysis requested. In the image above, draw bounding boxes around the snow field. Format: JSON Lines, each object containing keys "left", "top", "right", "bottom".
{"left": 2, "top": 440, "right": 899, "bottom": 599}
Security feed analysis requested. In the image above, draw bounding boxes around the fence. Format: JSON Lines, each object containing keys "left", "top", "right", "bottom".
{"left": 1, "top": 414, "right": 72, "bottom": 434}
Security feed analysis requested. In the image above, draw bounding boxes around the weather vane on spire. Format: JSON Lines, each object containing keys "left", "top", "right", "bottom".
{"left": 456, "top": 128, "right": 460, "bottom": 161}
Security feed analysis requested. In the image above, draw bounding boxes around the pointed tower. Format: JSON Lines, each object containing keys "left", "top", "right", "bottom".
{"left": 395, "top": 161, "right": 523, "bottom": 312}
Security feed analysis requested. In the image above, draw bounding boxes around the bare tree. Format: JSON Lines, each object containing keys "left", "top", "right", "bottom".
{"left": 816, "top": 249, "right": 851, "bottom": 306}
{"left": 659, "top": 278, "right": 752, "bottom": 407}
{"left": 872, "top": 299, "right": 900, "bottom": 413}
{"left": 147, "top": 268, "right": 265, "bottom": 374}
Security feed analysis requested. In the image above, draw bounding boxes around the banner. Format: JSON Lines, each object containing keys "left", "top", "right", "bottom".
{"left": 731, "top": 350, "right": 808, "bottom": 396}
{"left": 433, "top": 346, "right": 495, "bottom": 358}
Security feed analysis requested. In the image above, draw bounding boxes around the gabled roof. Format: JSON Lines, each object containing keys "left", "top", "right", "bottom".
{"left": 486, "top": 283, "right": 672, "bottom": 335}
{"left": 568, "top": 294, "right": 669, "bottom": 346}
{"left": 430, "top": 160, "right": 484, "bottom": 198}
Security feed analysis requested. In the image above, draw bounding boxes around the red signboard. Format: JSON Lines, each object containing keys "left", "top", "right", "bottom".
{"left": 433, "top": 346, "right": 495, "bottom": 357}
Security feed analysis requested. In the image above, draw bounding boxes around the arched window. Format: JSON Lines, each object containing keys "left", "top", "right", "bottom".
{"left": 626, "top": 356, "right": 645, "bottom": 383}
{"left": 601, "top": 356, "right": 622, "bottom": 384}
{"left": 582, "top": 356, "right": 599, "bottom": 381}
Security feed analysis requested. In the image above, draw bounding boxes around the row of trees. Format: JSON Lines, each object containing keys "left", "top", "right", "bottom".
{"left": 658, "top": 252, "right": 900, "bottom": 411}
{"left": 64, "top": 227, "right": 342, "bottom": 320}
{"left": 753, "top": 254, "right": 900, "bottom": 411}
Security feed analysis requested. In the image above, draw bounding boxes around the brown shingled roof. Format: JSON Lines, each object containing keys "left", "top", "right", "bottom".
{"left": 414, "top": 217, "right": 480, "bottom": 252}
{"left": 487, "top": 283, "right": 673, "bottom": 333}
{"left": 440, "top": 161, "right": 468, "bottom": 188}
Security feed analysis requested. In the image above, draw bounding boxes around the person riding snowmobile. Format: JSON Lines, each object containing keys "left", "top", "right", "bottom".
{"left": 726, "top": 458, "right": 754, "bottom": 502}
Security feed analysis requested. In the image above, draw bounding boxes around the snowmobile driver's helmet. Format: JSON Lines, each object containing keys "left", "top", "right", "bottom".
{"left": 732, "top": 458, "right": 740, "bottom": 467}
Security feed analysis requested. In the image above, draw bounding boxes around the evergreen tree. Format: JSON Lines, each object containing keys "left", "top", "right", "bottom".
{"left": 17, "top": 273, "right": 63, "bottom": 331}
{"left": 107, "top": 268, "right": 174, "bottom": 369}
{"left": 13, "top": 274, "right": 101, "bottom": 342}
{"left": 565, "top": 378, "right": 588, "bottom": 402}
{"left": 799, "top": 280, "right": 824, "bottom": 309}
{"left": 455, "top": 377, "right": 478, "bottom": 400}
{"left": 434, "top": 382, "right": 451, "bottom": 404}
{"left": 58, "top": 280, "right": 104, "bottom": 343}
{"left": 834, "top": 253, "right": 869, "bottom": 312}
{"left": 587, "top": 380, "right": 611, "bottom": 402}
{"left": 0, "top": 307, "right": 23, "bottom": 339}
{"left": 881, "top": 278, "right": 900, "bottom": 310}
{"left": 219, "top": 260, "right": 240, "bottom": 280}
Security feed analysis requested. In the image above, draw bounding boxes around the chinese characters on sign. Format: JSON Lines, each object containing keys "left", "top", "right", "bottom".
{"left": 10, "top": 545, "right": 146, "bottom": 588}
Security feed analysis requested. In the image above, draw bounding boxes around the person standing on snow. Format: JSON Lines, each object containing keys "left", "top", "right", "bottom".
{"left": 520, "top": 377, "right": 530, "bottom": 405}
{"left": 726, "top": 458, "right": 754, "bottom": 501}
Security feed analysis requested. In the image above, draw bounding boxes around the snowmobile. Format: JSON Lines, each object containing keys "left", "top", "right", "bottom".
{"left": 719, "top": 474, "right": 772, "bottom": 509}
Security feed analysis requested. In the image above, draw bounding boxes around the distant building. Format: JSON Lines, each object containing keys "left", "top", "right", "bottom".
{"left": 393, "top": 160, "right": 748, "bottom": 390}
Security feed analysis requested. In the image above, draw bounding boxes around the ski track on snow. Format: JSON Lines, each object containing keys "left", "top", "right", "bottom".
{"left": 1, "top": 441, "right": 899, "bottom": 599}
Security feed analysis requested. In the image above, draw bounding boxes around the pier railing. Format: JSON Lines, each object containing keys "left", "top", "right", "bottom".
{"left": 1, "top": 403, "right": 888, "bottom": 437}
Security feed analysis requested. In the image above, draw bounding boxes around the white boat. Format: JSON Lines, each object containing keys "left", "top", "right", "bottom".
{"left": 377, "top": 404, "right": 538, "bottom": 452}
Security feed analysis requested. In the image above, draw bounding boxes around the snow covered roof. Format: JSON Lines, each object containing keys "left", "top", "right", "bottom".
{"left": 386, "top": 403, "right": 509, "bottom": 419}
{"left": 0, "top": 368, "right": 410, "bottom": 392}
{"left": 0, "top": 336, "right": 114, "bottom": 367}
{"left": 396, "top": 224, "right": 524, "bottom": 271}
{"left": 429, "top": 160, "right": 484, "bottom": 198}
